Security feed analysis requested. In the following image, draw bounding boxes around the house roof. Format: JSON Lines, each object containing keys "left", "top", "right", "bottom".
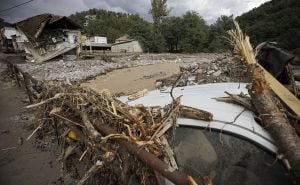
{"left": 15, "top": 13, "right": 81, "bottom": 39}
{"left": 116, "top": 35, "right": 130, "bottom": 41}
{"left": 112, "top": 40, "right": 136, "bottom": 46}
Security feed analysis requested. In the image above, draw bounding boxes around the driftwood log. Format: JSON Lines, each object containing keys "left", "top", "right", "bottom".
{"left": 228, "top": 21, "right": 300, "bottom": 183}
{"left": 179, "top": 105, "right": 213, "bottom": 121}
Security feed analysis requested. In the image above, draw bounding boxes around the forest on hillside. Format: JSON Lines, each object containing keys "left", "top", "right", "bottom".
{"left": 69, "top": 2, "right": 233, "bottom": 53}
{"left": 69, "top": 0, "right": 300, "bottom": 53}
{"left": 237, "top": 0, "right": 300, "bottom": 52}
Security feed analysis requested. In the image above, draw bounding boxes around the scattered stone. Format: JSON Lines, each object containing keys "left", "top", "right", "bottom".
{"left": 207, "top": 70, "right": 215, "bottom": 75}
{"left": 188, "top": 75, "right": 197, "bottom": 82}
{"left": 212, "top": 70, "right": 222, "bottom": 77}
{"left": 156, "top": 81, "right": 163, "bottom": 88}
{"left": 21, "top": 115, "right": 29, "bottom": 121}
{"left": 212, "top": 64, "right": 218, "bottom": 71}
{"left": 156, "top": 56, "right": 251, "bottom": 89}
{"left": 1, "top": 130, "right": 9, "bottom": 134}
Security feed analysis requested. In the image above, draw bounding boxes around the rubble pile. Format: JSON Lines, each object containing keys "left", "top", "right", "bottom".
{"left": 16, "top": 59, "right": 165, "bottom": 82}
{"left": 15, "top": 53, "right": 224, "bottom": 83}
{"left": 23, "top": 82, "right": 212, "bottom": 185}
{"left": 156, "top": 56, "right": 251, "bottom": 89}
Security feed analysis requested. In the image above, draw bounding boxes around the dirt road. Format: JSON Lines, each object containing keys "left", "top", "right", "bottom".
{"left": 0, "top": 61, "right": 60, "bottom": 185}
{"left": 82, "top": 63, "right": 181, "bottom": 94}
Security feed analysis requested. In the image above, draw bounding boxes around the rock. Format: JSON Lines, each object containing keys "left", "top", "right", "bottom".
{"left": 198, "top": 69, "right": 204, "bottom": 74}
{"left": 207, "top": 70, "right": 215, "bottom": 75}
{"left": 180, "top": 63, "right": 198, "bottom": 72}
{"left": 212, "top": 70, "right": 222, "bottom": 77}
{"left": 188, "top": 75, "right": 197, "bottom": 82}
{"left": 155, "top": 81, "right": 163, "bottom": 88}
{"left": 222, "top": 58, "right": 230, "bottom": 64}
{"left": 212, "top": 64, "right": 218, "bottom": 71}
{"left": 21, "top": 115, "right": 29, "bottom": 120}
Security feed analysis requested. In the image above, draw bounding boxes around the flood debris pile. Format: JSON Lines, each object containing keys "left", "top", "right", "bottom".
{"left": 15, "top": 53, "right": 224, "bottom": 84}
{"left": 7, "top": 58, "right": 214, "bottom": 184}
{"left": 156, "top": 56, "right": 251, "bottom": 89}
{"left": 16, "top": 58, "right": 168, "bottom": 83}
{"left": 24, "top": 83, "right": 212, "bottom": 185}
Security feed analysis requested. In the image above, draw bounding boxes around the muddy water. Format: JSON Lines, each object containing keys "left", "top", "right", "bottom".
{"left": 82, "top": 63, "right": 181, "bottom": 94}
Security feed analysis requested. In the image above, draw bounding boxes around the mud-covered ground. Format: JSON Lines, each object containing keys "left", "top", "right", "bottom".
{"left": 0, "top": 61, "right": 61, "bottom": 185}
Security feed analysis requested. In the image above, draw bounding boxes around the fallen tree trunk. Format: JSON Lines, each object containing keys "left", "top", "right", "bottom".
{"left": 229, "top": 21, "right": 300, "bottom": 183}
{"left": 94, "top": 122, "right": 201, "bottom": 185}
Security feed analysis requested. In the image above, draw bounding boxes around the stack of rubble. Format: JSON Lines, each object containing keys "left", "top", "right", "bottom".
{"left": 156, "top": 56, "right": 251, "bottom": 89}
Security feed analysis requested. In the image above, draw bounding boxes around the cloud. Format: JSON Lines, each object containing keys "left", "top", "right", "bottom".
{"left": 168, "top": 0, "right": 270, "bottom": 24}
{"left": 0, "top": 0, "right": 88, "bottom": 22}
{"left": 0, "top": 0, "right": 270, "bottom": 24}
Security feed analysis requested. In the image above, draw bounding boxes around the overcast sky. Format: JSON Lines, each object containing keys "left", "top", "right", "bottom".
{"left": 0, "top": 0, "right": 270, "bottom": 24}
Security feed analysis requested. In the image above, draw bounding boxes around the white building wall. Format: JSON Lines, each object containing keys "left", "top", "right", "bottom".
{"left": 94, "top": 36, "right": 107, "bottom": 44}
{"left": 111, "top": 41, "right": 143, "bottom": 53}
{"left": 15, "top": 29, "right": 28, "bottom": 42}
{"left": 65, "top": 30, "right": 80, "bottom": 44}
{"left": 132, "top": 41, "right": 143, "bottom": 52}
{"left": 3, "top": 27, "right": 17, "bottom": 39}
{"left": 2, "top": 27, "right": 28, "bottom": 51}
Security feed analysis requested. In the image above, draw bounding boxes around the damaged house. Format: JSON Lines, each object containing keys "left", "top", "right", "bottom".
{"left": 15, "top": 13, "right": 82, "bottom": 62}
{"left": 0, "top": 23, "right": 28, "bottom": 52}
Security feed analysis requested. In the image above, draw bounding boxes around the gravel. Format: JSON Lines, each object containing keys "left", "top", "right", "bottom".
{"left": 156, "top": 56, "right": 252, "bottom": 88}
{"left": 15, "top": 53, "right": 225, "bottom": 83}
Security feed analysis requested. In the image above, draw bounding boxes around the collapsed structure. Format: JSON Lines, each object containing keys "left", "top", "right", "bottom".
{"left": 15, "top": 14, "right": 82, "bottom": 62}
{"left": 0, "top": 14, "right": 82, "bottom": 62}
{"left": 1, "top": 14, "right": 144, "bottom": 61}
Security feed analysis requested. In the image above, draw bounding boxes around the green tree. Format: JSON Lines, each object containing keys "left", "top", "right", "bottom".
{"left": 179, "top": 11, "right": 209, "bottom": 52}
{"left": 149, "top": 0, "right": 169, "bottom": 26}
{"left": 161, "top": 16, "right": 183, "bottom": 52}
{"left": 237, "top": 0, "right": 300, "bottom": 50}
{"left": 208, "top": 15, "right": 234, "bottom": 52}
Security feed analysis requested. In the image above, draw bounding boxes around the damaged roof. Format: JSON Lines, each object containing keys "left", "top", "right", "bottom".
{"left": 15, "top": 13, "right": 81, "bottom": 39}
{"left": 116, "top": 35, "right": 130, "bottom": 41}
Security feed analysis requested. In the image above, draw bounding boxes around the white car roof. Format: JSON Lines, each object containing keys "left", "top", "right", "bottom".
{"left": 119, "top": 83, "right": 278, "bottom": 154}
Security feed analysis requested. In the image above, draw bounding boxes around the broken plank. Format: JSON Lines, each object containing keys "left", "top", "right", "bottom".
{"left": 260, "top": 64, "right": 300, "bottom": 116}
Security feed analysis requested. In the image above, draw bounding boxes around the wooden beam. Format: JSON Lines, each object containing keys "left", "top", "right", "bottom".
{"left": 260, "top": 64, "right": 300, "bottom": 116}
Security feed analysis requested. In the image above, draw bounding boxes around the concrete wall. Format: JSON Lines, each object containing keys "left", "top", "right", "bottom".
{"left": 1, "top": 27, "right": 28, "bottom": 52}
{"left": 3, "top": 27, "right": 17, "bottom": 39}
{"left": 111, "top": 41, "right": 143, "bottom": 53}
{"left": 65, "top": 30, "right": 80, "bottom": 44}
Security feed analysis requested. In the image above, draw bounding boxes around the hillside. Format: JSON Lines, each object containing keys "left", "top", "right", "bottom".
{"left": 69, "top": 9, "right": 151, "bottom": 43}
{"left": 237, "top": 0, "right": 300, "bottom": 51}
{"left": 69, "top": 0, "right": 299, "bottom": 53}
{"left": 69, "top": 9, "right": 168, "bottom": 52}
